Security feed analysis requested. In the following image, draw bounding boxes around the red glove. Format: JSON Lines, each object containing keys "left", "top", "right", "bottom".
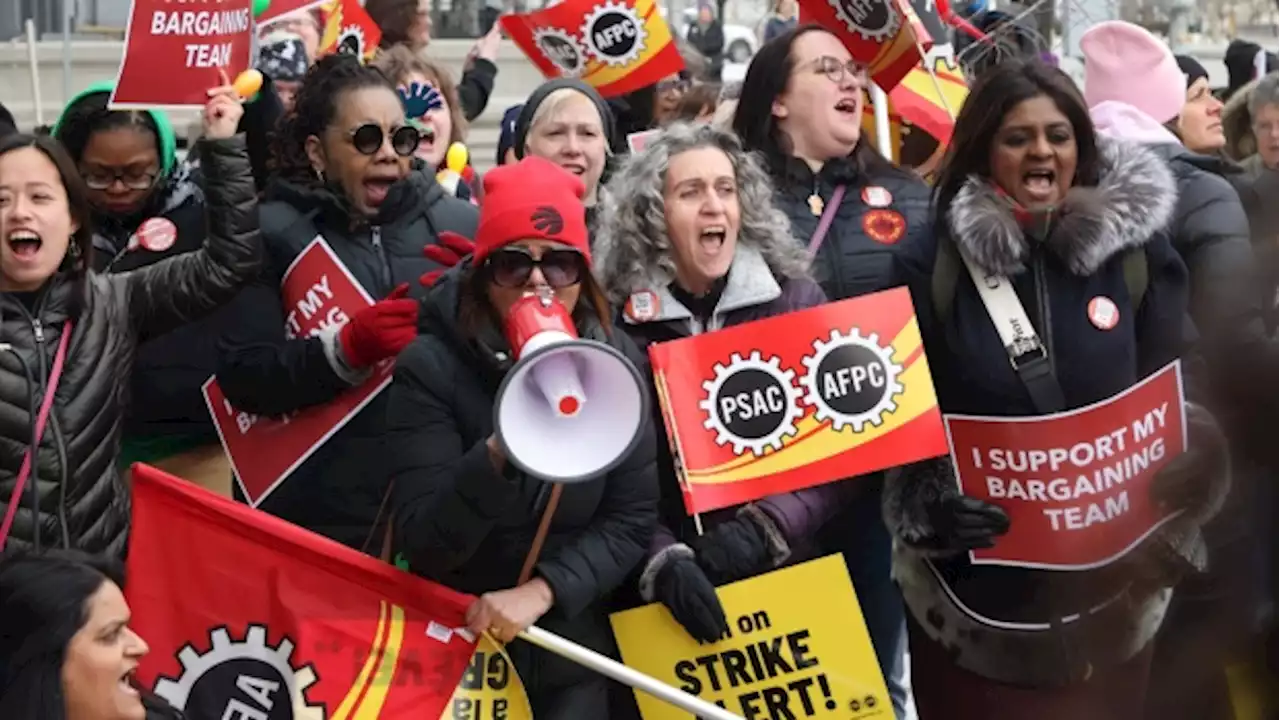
{"left": 420, "top": 232, "right": 476, "bottom": 288}
{"left": 339, "top": 284, "right": 419, "bottom": 369}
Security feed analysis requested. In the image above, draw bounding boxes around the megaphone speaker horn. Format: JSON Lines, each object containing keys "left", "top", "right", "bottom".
{"left": 494, "top": 292, "right": 649, "bottom": 484}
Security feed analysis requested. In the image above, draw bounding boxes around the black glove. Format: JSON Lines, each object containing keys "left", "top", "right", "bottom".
{"left": 904, "top": 494, "right": 1011, "bottom": 554}
{"left": 691, "top": 515, "right": 770, "bottom": 585}
{"left": 889, "top": 457, "right": 1012, "bottom": 555}
{"left": 1150, "top": 403, "right": 1228, "bottom": 517}
{"left": 654, "top": 556, "right": 729, "bottom": 644}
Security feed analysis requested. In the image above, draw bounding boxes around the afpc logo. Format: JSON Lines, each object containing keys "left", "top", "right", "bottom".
{"left": 580, "top": 1, "right": 647, "bottom": 67}
{"left": 801, "top": 328, "right": 903, "bottom": 433}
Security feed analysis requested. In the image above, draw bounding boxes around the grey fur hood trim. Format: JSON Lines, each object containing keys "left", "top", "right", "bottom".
{"left": 947, "top": 138, "right": 1177, "bottom": 277}
{"left": 1222, "top": 75, "right": 1261, "bottom": 161}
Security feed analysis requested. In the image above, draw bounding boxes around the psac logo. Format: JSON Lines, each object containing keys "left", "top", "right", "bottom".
{"left": 700, "top": 328, "right": 904, "bottom": 456}
{"left": 154, "top": 625, "right": 325, "bottom": 720}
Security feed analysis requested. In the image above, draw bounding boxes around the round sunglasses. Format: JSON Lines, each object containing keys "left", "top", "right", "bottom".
{"left": 485, "top": 247, "right": 587, "bottom": 289}
{"left": 347, "top": 124, "right": 421, "bottom": 157}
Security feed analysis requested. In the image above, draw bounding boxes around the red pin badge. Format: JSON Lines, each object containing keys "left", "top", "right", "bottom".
{"left": 133, "top": 217, "right": 178, "bottom": 253}
{"left": 624, "top": 290, "right": 660, "bottom": 322}
{"left": 1087, "top": 296, "right": 1119, "bottom": 331}
{"left": 862, "top": 209, "right": 907, "bottom": 245}
{"left": 862, "top": 186, "right": 893, "bottom": 208}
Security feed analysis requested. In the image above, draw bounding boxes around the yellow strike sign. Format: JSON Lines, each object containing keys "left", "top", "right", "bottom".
{"left": 440, "top": 635, "right": 533, "bottom": 720}
{"left": 610, "top": 555, "right": 890, "bottom": 720}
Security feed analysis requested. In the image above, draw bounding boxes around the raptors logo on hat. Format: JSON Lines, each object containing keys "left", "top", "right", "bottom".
{"left": 1087, "top": 296, "right": 1119, "bottom": 330}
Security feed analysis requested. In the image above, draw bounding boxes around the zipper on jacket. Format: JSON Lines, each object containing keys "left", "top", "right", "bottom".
{"left": 370, "top": 226, "right": 392, "bottom": 291}
{"left": 31, "top": 317, "right": 44, "bottom": 344}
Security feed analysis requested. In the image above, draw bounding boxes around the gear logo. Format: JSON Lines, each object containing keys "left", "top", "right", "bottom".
{"left": 580, "top": 1, "right": 647, "bottom": 67}
{"left": 154, "top": 626, "right": 325, "bottom": 720}
{"left": 336, "top": 25, "right": 367, "bottom": 57}
{"left": 699, "top": 351, "right": 803, "bottom": 456}
{"left": 801, "top": 329, "right": 904, "bottom": 433}
{"left": 825, "top": 0, "right": 900, "bottom": 43}
{"left": 533, "top": 27, "right": 586, "bottom": 76}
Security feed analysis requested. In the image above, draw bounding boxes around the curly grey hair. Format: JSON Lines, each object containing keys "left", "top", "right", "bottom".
{"left": 593, "top": 122, "right": 811, "bottom": 305}
{"left": 1249, "top": 71, "right": 1279, "bottom": 119}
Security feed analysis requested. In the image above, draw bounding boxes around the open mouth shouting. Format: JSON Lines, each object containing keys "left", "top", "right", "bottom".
{"left": 7, "top": 229, "right": 43, "bottom": 262}
{"left": 362, "top": 173, "right": 399, "bottom": 207}
{"left": 698, "top": 225, "right": 727, "bottom": 255}
{"left": 1021, "top": 168, "right": 1058, "bottom": 205}
{"left": 834, "top": 96, "right": 860, "bottom": 118}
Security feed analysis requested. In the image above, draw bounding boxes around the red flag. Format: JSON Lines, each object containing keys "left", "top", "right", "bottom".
{"left": 126, "top": 464, "right": 477, "bottom": 719}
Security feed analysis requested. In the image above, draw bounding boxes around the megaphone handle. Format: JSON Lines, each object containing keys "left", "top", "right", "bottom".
{"left": 518, "top": 483, "right": 563, "bottom": 585}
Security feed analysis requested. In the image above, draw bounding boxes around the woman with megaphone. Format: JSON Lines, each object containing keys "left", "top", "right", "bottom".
{"left": 593, "top": 123, "right": 859, "bottom": 645}
{"left": 382, "top": 155, "right": 660, "bottom": 720}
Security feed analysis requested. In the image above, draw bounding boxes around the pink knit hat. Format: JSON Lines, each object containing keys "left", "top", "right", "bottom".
{"left": 1080, "top": 21, "right": 1185, "bottom": 123}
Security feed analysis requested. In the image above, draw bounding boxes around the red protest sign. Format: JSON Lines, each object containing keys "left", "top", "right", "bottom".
{"left": 500, "top": 0, "right": 685, "bottom": 99}
{"left": 797, "top": 0, "right": 923, "bottom": 92}
{"left": 945, "top": 362, "right": 1187, "bottom": 570}
{"left": 648, "top": 287, "right": 948, "bottom": 515}
{"left": 113, "top": 0, "right": 254, "bottom": 108}
{"left": 202, "top": 237, "right": 394, "bottom": 506}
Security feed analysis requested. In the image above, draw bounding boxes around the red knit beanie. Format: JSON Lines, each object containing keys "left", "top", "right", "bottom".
{"left": 472, "top": 156, "right": 591, "bottom": 267}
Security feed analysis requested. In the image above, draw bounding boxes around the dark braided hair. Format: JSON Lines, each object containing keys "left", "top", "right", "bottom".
{"left": 52, "top": 91, "right": 159, "bottom": 166}
{"left": 270, "top": 53, "right": 398, "bottom": 186}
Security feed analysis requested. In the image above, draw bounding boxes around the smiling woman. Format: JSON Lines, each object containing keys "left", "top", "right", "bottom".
{"left": 0, "top": 84, "right": 261, "bottom": 558}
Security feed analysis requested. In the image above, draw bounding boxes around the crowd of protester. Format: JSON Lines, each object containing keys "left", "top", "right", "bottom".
{"left": 0, "top": 5, "right": 1276, "bottom": 720}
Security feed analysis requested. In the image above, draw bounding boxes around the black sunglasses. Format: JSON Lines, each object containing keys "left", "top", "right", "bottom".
{"left": 485, "top": 247, "right": 587, "bottom": 289}
{"left": 348, "top": 124, "right": 421, "bottom": 156}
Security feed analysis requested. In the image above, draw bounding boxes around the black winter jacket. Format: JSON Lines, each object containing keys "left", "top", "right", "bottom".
{"left": 215, "top": 168, "right": 478, "bottom": 550}
{"left": 383, "top": 267, "right": 659, "bottom": 698}
{"left": 0, "top": 136, "right": 261, "bottom": 556}
{"left": 771, "top": 155, "right": 933, "bottom": 303}
{"left": 884, "top": 139, "right": 1218, "bottom": 687}
{"left": 1144, "top": 144, "right": 1270, "bottom": 384}
{"left": 90, "top": 164, "right": 252, "bottom": 455}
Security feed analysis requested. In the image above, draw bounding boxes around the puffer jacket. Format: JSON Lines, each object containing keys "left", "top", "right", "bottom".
{"left": 0, "top": 136, "right": 261, "bottom": 556}
{"left": 770, "top": 154, "right": 934, "bottom": 302}
{"left": 593, "top": 238, "right": 857, "bottom": 599}
{"left": 382, "top": 265, "right": 659, "bottom": 702}
{"left": 215, "top": 165, "right": 478, "bottom": 551}
{"left": 884, "top": 138, "right": 1226, "bottom": 687}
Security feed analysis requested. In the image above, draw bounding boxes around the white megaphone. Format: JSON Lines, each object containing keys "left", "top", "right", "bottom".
{"left": 494, "top": 288, "right": 648, "bottom": 483}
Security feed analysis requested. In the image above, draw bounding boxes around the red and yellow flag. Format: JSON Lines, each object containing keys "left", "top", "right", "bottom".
{"left": 319, "top": 0, "right": 382, "bottom": 59}
{"left": 797, "top": 0, "right": 923, "bottom": 92}
{"left": 501, "top": 0, "right": 685, "bottom": 98}
{"left": 127, "top": 464, "right": 477, "bottom": 719}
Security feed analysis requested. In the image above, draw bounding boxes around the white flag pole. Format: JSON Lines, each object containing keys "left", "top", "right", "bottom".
{"left": 518, "top": 625, "right": 745, "bottom": 720}
{"left": 25, "top": 20, "right": 44, "bottom": 128}
{"left": 870, "top": 83, "right": 893, "bottom": 160}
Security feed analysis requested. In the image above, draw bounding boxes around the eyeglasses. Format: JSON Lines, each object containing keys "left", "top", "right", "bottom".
{"left": 81, "top": 167, "right": 158, "bottom": 191}
{"left": 348, "top": 124, "right": 421, "bottom": 157}
{"left": 656, "top": 77, "right": 691, "bottom": 95}
{"left": 485, "top": 247, "right": 587, "bottom": 289}
{"left": 801, "top": 56, "right": 868, "bottom": 86}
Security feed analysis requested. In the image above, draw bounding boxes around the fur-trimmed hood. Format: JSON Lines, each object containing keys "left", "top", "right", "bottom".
{"left": 947, "top": 138, "right": 1177, "bottom": 278}
{"left": 1223, "top": 77, "right": 1259, "bottom": 161}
